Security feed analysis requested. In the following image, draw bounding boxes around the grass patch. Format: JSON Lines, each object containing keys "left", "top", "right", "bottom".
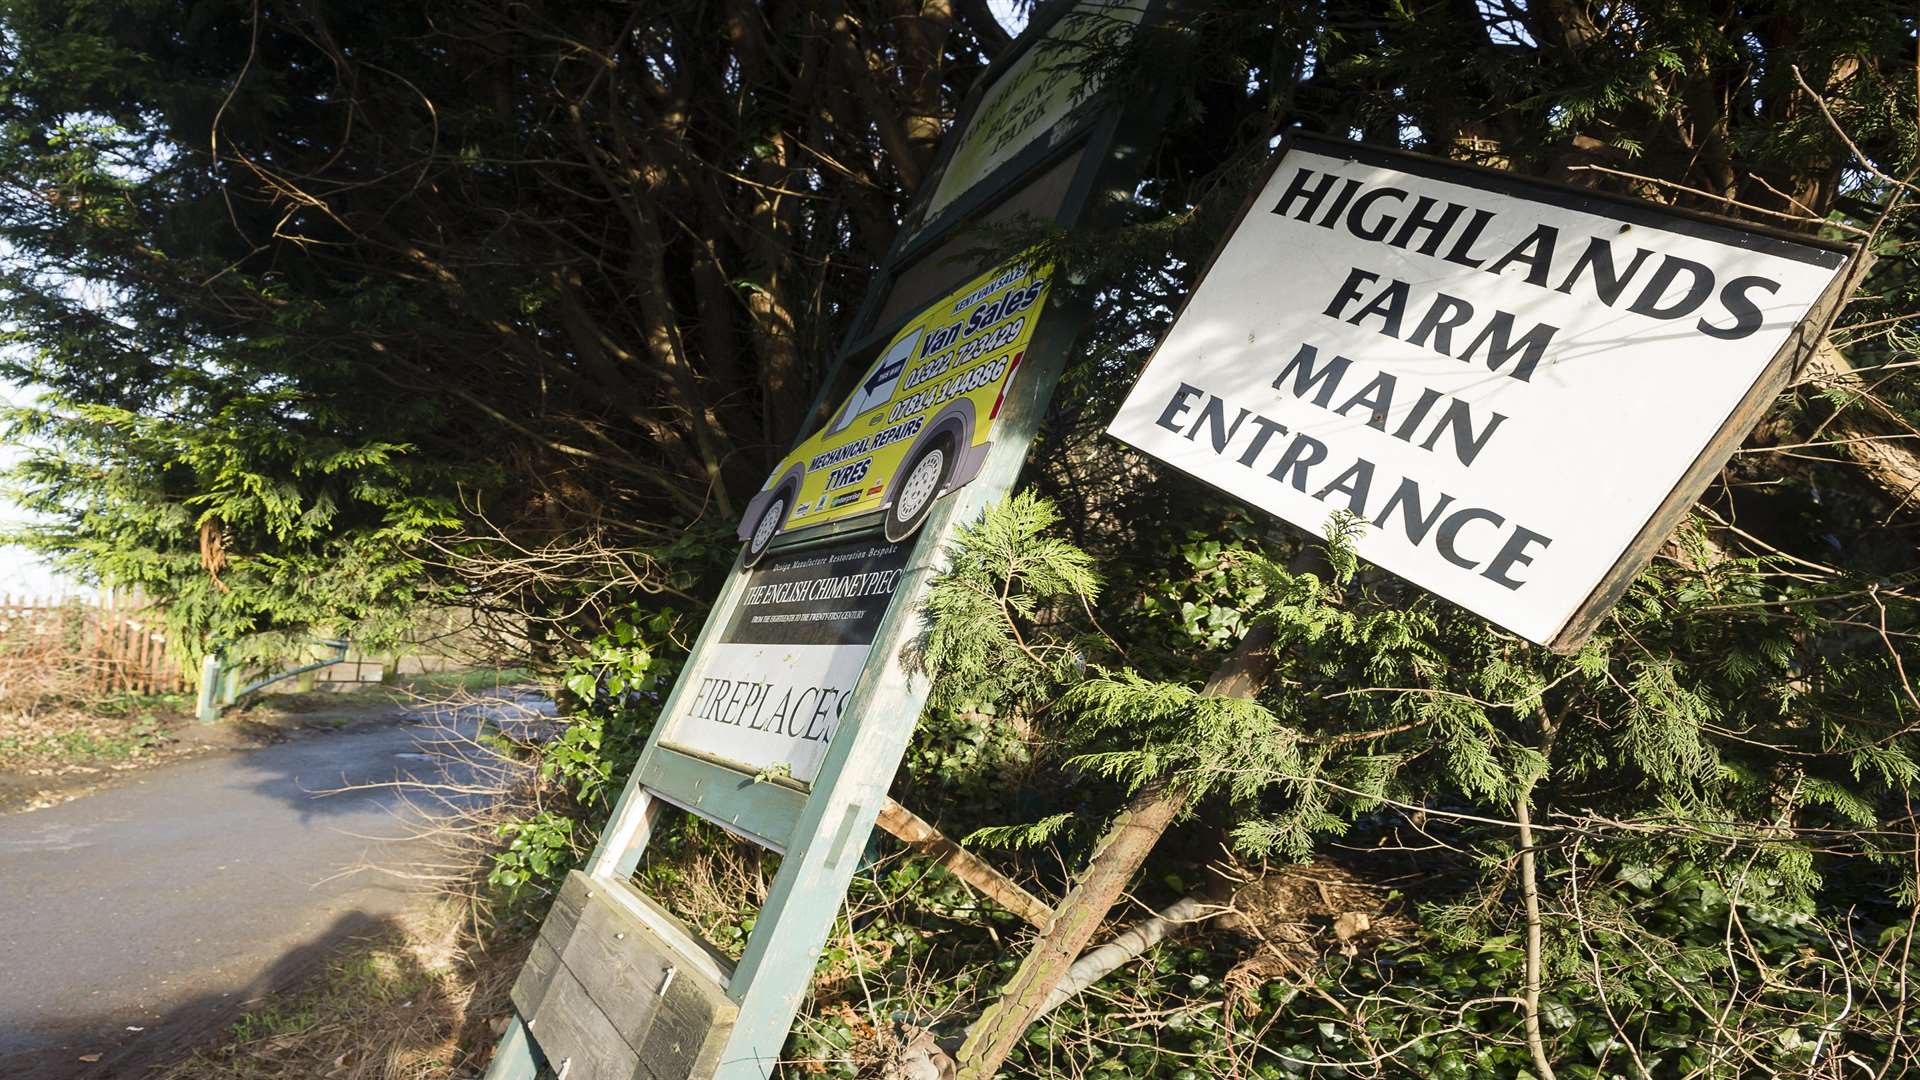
{"left": 157, "top": 902, "right": 523, "bottom": 1080}
{"left": 244, "top": 667, "right": 534, "bottom": 716}
{"left": 391, "top": 666, "right": 534, "bottom": 696}
{"left": 226, "top": 948, "right": 441, "bottom": 1045}
{"left": 94, "top": 690, "right": 197, "bottom": 718}
{"left": 0, "top": 697, "right": 183, "bottom": 770}
{"left": 245, "top": 685, "right": 400, "bottom": 714}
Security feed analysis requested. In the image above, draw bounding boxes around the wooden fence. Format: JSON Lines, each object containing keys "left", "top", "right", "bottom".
{"left": 0, "top": 592, "right": 194, "bottom": 699}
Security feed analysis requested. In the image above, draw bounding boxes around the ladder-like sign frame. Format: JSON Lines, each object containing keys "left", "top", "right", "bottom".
{"left": 485, "top": 2, "right": 1174, "bottom": 1076}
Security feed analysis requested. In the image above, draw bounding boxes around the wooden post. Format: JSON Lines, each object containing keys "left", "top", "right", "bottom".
{"left": 139, "top": 592, "right": 159, "bottom": 695}
{"left": 136, "top": 617, "right": 153, "bottom": 695}
{"left": 196, "top": 654, "right": 222, "bottom": 722}
{"left": 485, "top": 1014, "right": 540, "bottom": 1080}
{"left": 708, "top": 281, "right": 1102, "bottom": 1080}
{"left": 90, "top": 590, "right": 105, "bottom": 697}
{"left": 877, "top": 799, "right": 1053, "bottom": 929}
{"left": 492, "top": 5, "right": 1182, "bottom": 1072}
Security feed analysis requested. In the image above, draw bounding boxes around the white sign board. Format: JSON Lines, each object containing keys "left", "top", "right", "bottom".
{"left": 658, "top": 538, "right": 909, "bottom": 783}
{"left": 921, "top": 0, "right": 1147, "bottom": 223}
{"left": 1109, "top": 136, "right": 1849, "bottom": 646}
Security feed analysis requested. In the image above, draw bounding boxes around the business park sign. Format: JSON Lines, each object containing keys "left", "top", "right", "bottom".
{"left": 1110, "top": 134, "right": 1857, "bottom": 650}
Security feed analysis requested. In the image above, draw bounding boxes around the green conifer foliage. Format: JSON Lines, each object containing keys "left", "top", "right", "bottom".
{"left": 923, "top": 487, "right": 1920, "bottom": 1069}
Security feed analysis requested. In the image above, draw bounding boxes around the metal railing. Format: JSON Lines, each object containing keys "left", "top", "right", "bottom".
{"left": 195, "top": 638, "right": 351, "bottom": 722}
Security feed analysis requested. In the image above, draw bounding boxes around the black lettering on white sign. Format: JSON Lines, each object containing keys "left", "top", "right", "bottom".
{"left": 659, "top": 538, "right": 911, "bottom": 781}
{"left": 1109, "top": 136, "right": 1848, "bottom": 646}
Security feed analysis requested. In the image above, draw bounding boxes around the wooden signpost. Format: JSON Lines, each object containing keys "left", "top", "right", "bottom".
{"left": 486, "top": 2, "right": 1168, "bottom": 1077}
{"left": 1108, "top": 133, "right": 1864, "bottom": 651}
{"left": 485, "top": 21, "right": 1868, "bottom": 1073}
{"left": 484, "top": 12, "right": 1868, "bottom": 1079}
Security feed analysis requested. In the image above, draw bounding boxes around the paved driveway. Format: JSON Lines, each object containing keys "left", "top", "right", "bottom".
{"left": 0, "top": 705, "right": 515, "bottom": 1078}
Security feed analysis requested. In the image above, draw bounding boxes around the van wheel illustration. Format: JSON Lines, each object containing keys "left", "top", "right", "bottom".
{"left": 885, "top": 436, "right": 954, "bottom": 542}
{"left": 743, "top": 484, "right": 794, "bottom": 568}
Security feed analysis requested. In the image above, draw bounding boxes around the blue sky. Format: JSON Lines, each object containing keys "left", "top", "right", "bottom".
{"left": 0, "top": 382, "right": 74, "bottom": 597}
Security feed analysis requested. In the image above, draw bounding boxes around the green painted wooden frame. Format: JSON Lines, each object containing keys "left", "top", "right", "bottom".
{"left": 485, "top": 2, "right": 1174, "bottom": 1075}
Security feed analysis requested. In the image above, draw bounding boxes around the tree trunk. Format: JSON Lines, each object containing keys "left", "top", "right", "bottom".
{"left": 1515, "top": 789, "right": 1558, "bottom": 1080}
{"left": 1799, "top": 341, "right": 1920, "bottom": 510}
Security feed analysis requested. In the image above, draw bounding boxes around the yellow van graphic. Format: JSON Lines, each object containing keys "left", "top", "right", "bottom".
{"left": 738, "top": 258, "right": 1051, "bottom": 564}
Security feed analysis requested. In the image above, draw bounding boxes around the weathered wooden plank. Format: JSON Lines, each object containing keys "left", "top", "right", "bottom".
{"left": 511, "top": 870, "right": 592, "bottom": 1019}
{"left": 526, "top": 964, "right": 640, "bottom": 1080}
{"left": 638, "top": 746, "right": 807, "bottom": 853}
{"left": 509, "top": 937, "right": 563, "bottom": 1019}
{"left": 609, "top": 883, "right": 738, "bottom": 989}
{"left": 522, "top": 875, "right": 743, "bottom": 1079}
{"left": 520, "top": 873, "right": 743, "bottom": 1078}
{"left": 543, "top": 867, "right": 591, "bottom": 945}
{"left": 562, "top": 889, "right": 674, "bottom": 1051}
{"left": 636, "top": 955, "right": 737, "bottom": 1080}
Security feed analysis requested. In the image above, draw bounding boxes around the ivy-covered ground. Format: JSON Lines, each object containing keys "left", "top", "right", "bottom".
{"left": 621, "top": 758, "right": 1915, "bottom": 1079}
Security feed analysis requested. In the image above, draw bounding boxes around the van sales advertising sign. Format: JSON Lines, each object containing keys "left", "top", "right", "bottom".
{"left": 1108, "top": 135, "right": 1850, "bottom": 647}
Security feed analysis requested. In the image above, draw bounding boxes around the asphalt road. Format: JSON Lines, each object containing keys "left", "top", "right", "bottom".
{"left": 0, "top": 707, "right": 500, "bottom": 1078}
